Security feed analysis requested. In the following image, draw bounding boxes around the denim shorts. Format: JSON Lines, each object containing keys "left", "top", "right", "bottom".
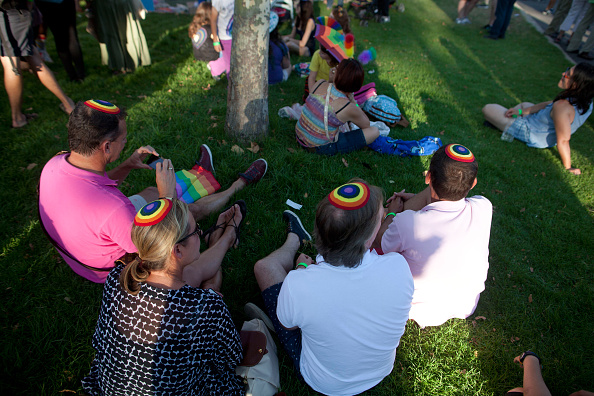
{"left": 261, "top": 282, "right": 304, "bottom": 380}
{"left": 504, "top": 117, "right": 530, "bottom": 144}
{"left": 315, "top": 129, "right": 367, "bottom": 156}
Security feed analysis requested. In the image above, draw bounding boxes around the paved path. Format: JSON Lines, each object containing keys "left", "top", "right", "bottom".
{"left": 516, "top": 0, "right": 593, "bottom": 64}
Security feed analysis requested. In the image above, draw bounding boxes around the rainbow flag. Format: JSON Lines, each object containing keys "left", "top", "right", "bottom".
{"left": 175, "top": 165, "right": 221, "bottom": 204}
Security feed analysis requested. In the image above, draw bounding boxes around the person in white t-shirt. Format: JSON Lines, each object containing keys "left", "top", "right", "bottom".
{"left": 373, "top": 144, "right": 493, "bottom": 328}
{"left": 209, "top": 0, "right": 234, "bottom": 78}
{"left": 253, "top": 179, "right": 413, "bottom": 395}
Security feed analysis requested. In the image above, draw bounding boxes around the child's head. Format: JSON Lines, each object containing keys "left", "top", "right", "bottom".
{"left": 331, "top": 6, "right": 351, "bottom": 34}
{"left": 319, "top": 45, "right": 340, "bottom": 67}
{"left": 188, "top": 2, "right": 212, "bottom": 38}
{"left": 314, "top": 179, "right": 384, "bottom": 268}
{"left": 428, "top": 144, "right": 478, "bottom": 201}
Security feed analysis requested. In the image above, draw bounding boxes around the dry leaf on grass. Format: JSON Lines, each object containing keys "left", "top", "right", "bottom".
{"left": 304, "top": 193, "right": 308, "bottom": 198}
{"left": 287, "top": 147, "right": 296, "bottom": 153}
{"left": 342, "top": 158, "right": 349, "bottom": 167}
{"left": 64, "top": 297, "right": 73, "bottom": 304}
{"left": 528, "top": 294, "right": 533, "bottom": 303}
{"left": 231, "top": 145, "right": 244, "bottom": 154}
{"left": 475, "top": 316, "right": 487, "bottom": 320}
{"left": 246, "top": 142, "right": 260, "bottom": 153}
{"left": 26, "top": 163, "right": 37, "bottom": 170}
{"left": 530, "top": 267, "right": 534, "bottom": 273}
{"left": 520, "top": 208, "right": 526, "bottom": 212}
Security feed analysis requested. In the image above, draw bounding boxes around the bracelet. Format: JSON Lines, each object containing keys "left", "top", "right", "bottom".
{"left": 159, "top": 196, "right": 174, "bottom": 200}
{"left": 384, "top": 212, "right": 396, "bottom": 220}
{"left": 213, "top": 41, "right": 220, "bottom": 46}
{"left": 520, "top": 351, "right": 542, "bottom": 368}
{"left": 518, "top": 108, "right": 522, "bottom": 116}
{"left": 296, "top": 262, "right": 308, "bottom": 269}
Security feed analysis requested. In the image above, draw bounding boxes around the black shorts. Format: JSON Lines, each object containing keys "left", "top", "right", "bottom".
{"left": 0, "top": 9, "right": 35, "bottom": 57}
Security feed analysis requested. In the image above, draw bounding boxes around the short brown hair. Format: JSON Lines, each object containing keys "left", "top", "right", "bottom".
{"left": 429, "top": 145, "right": 478, "bottom": 201}
{"left": 67, "top": 101, "right": 127, "bottom": 156}
{"left": 334, "top": 58, "right": 364, "bottom": 93}
{"left": 314, "top": 178, "right": 384, "bottom": 268}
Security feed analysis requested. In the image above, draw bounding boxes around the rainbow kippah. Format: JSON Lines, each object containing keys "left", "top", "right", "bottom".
{"left": 84, "top": 99, "right": 120, "bottom": 115}
{"left": 328, "top": 182, "right": 370, "bottom": 210}
{"left": 134, "top": 199, "right": 172, "bottom": 226}
{"left": 445, "top": 144, "right": 475, "bottom": 163}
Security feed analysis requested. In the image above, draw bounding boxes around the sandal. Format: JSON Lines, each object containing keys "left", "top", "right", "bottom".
{"left": 202, "top": 200, "right": 247, "bottom": 247}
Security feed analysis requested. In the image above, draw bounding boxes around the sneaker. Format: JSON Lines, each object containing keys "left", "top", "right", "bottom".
{"left": 283, "top": 210, "right": 312, "bottom": 248}
{"left": 244, "top": 303, "right": 275, "bottom": 333}
{"left": 196, "top": 144, "right": 214, "bottom": 174}
{"left": 461, "top": 17, "right": 471, "bottom": 24}
{"left": 542, "top": 9, "right": 553, "bottom": 15}
{"left": 379, "top": 16, "right": 390, "bottom": 23}
{"left": 239, "top": 158, "right": 268, "bottom": 185}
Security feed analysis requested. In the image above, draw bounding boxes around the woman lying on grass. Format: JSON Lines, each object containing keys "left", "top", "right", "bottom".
{"left": 82, "top": 198, "right": 246, "bottom": 395}
{"left": 482, "top": 62, "right": 594, "bottom": 175}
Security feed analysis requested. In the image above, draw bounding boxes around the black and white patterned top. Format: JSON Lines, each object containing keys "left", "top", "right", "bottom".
{"left": 82, "top": 262, "right": 244, "bottom": 395}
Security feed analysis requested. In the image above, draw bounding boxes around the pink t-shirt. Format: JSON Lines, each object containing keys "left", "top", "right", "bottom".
{"left": 39, "top": 154, "right": 137, "bottom": 283}
{"left": 381, "top": 196, "right": 492, "bottom": 328}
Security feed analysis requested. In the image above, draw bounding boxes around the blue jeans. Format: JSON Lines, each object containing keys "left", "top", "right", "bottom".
{"left": 489, "top": 0, "right": 517, "bottom": 38}
{"left": 314, "top": 129, "right": 367, "bottom": 156}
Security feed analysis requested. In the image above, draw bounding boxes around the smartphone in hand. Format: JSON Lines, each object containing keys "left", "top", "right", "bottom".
{"left": 146, "top": 154, "right": 164, "bottom": 170}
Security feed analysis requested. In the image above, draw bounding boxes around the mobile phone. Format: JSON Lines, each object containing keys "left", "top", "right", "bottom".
{"left": 146, "top": 154, "right": 164, "bottom": 170}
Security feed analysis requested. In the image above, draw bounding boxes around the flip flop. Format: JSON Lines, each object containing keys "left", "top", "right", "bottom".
{"left": 11, "top": 113, "right": 38, "bottom": 128}
{"left": 202, "top": 200, "right": 247, "bottom": 248}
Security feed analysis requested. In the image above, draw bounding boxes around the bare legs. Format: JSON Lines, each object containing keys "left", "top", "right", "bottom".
{"left": 184, "top": 204, "right": 243, "bottom": 290}
{"left": 457, "top": 0, "right": 480, "bottom": 19}
{"left": 254, "top": 233, "right": 300, "bottom": 292}
{"left": 136, "top": 179, "right": 247, "bottom": 222}
{"left": 188, "top": 179, "right": 246, "bottom": 221}
{"left": 482, "top": 102, "right": 535, "bottom": 132}
{"left": 1, "top": 49, "right": 74, "bottom": 128}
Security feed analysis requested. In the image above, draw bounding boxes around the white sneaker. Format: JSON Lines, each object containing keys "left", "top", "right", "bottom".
{"left": 379, "top": 16, "right": 390, "bottom": 23}
{"left": 462, "top": 17, "right": 471, "bottom": 24}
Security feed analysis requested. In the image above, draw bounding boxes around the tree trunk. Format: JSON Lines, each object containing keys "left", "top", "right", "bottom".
{"left": 225, "top": 0, "right": 270, "bottom": 140}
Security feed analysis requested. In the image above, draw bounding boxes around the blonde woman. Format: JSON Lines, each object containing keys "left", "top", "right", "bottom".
{"left": 83, "top": 198, "right": 245, "bottom": 395}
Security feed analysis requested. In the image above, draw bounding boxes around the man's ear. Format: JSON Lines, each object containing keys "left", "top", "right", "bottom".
{"left": 470, "top": 177, "right": 478, "bottom": 190}
{"left": 102, "top": 139, "right": 111, "bottom": 154}
{"left": 424, "top": 171, "right": 431, "bottom": 185}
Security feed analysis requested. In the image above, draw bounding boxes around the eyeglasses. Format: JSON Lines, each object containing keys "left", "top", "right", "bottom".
{"left": 176, "top": 222, "right": 202, "bottom": 244}
{"left": 563, "top": 67, "right": 572, "bottom": 79}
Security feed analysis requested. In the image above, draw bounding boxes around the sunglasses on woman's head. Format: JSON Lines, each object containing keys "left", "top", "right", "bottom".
{"left": 176, "top": 222, "right": 202, "bottom": 244}
{"left": 563, "top": 67, "right": 572, "bottom": 79}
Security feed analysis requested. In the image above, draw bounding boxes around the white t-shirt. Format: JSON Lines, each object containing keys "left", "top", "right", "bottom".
{"left": 277, "top": 250, "right": 413, "bottom": 395}
{"left": 212, "top": 0, "right": 234, "bottom": 41}
{"left": 381, "top": 196, "right": 493, "bottom": 328}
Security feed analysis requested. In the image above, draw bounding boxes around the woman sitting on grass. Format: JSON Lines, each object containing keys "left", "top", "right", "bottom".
{"left": 283, "top": 0, "right": 316, "bottom": 56}
{"left": 188, "top": 2, "right": 219, "bottom": 63}
{"left": 296, "top": 58, "right": 380, "bottom": 155}
{"left": 269, "top": 12, "right": 291, "bottom": 85}
{"left": 82, "top": 198, "right": 245, "bottom": 395}
{"left": 482, "top": 62, "right": 594, "bottom": 175}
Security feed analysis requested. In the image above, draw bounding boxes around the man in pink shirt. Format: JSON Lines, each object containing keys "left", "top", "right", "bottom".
{"left": 39, "top": 100, "right": 267, "bottom": 282}
{"left": 373, "top": 144, "right": 492, "bottom": 328}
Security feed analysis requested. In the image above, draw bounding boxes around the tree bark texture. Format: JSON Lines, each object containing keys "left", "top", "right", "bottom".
{"left": 225, "top": 0, "right": 270, "bottom": 140}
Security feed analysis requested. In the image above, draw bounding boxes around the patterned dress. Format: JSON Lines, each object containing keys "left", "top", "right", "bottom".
{"left": 296, "top": 82, "right": 347, "bottom": 148}
{"left": 82, "top": 261, "right": 244, "bottom": 395}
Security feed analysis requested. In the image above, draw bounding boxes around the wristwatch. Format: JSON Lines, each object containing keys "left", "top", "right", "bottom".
{"left": 520, "top": 351, "right": 542, "bottom": 368}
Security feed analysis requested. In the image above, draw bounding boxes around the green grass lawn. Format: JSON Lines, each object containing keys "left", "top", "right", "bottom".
{"left": 1, "top": 0, "right": 593, "bottom": 394}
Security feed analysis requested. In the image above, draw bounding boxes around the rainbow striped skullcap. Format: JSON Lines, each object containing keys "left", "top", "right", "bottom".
{"left": 84, "top": 99, "right": 121, "bottom": 115}
{"left": 134, "top": 199, "right": 173, "bottom": 226}
{"left": 328, "top": 182, "right": 370, "bottom": 210}
{"left": 444, "top": 144, "right": 475, "bottom": 163}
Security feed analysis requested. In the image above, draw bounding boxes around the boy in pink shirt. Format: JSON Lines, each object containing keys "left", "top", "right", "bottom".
{"left": 373, "top": 144, "right": 492, "bottom": 327}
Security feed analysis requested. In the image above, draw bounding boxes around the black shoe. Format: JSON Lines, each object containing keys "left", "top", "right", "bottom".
{"left": 483, "top": 120, "right": 498, "bottom": 130}
{"left": 578, "top": 52, "right": 594, "bottom": 60}
{"left": 567, "top": 49, "right": 579, "bottom": 54}
{"left": 482, "top": 24, "right": 491, "bottom": 31}
{"left": 283, "top": 210, "right": 312, "bottom": 248}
